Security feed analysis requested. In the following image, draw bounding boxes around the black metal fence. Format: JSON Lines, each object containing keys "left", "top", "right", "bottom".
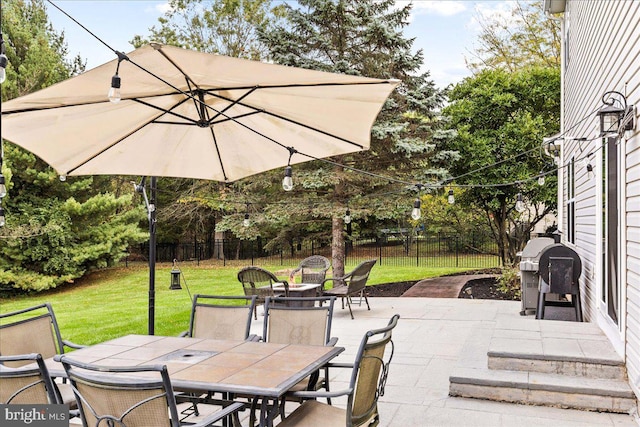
{"left": 138, "top": 232, "right": 501, "bottom": 268}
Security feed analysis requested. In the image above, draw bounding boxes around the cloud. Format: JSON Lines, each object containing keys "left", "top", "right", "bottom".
{"left": 409, "top": 1, "right": 468, "bottom": 17}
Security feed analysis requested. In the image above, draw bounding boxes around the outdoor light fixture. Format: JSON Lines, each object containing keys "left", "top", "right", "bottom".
{"left": 515, "top": 193, "right": 526, "bottom": 213}
{"left": 282, "top": 165, "right": 293, "bottom": 191}
{"left": 0, "top": 175, "right": 6, "bottom": 198}
{"left": 411, "top": 198, "right": 422, "bottom": 220}
{"left": 447, "top": 189, "right": 455, "bottom": 204}
{"left": 598, "top": 90, "right": 635, "bottom": 135}
{"left": 170, "top": 259, "right": 182, "bottom": 290}
{"left": 0, "top": 206, "right": 5, "bottom": 227}
{"left": 243, "top": 212, "right": 250, "bottom": 227}
{"left": 344, "top": 209, "right": 351, "bottom": 224}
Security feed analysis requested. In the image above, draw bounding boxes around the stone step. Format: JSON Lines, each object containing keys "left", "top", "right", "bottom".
{"left": 488, "top": 350, "right": 627, "bottom": 380}
{"left": 449, "top": 367, "right": 637, "bottom": 413}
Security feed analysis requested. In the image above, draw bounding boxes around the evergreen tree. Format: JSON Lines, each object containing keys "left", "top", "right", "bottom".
{"left": 0, "top": 0, "right": 147, "bottom": 292}
{"left": 255, "top": 0, "right": 453, "bottom": 275}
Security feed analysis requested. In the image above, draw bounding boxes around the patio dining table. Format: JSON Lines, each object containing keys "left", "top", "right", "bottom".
{"left": 45, "top": 334, "right": 344, "bottom": 426}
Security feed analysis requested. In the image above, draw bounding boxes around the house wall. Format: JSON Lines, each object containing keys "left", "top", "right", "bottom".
{"left": 561, "top": 0, "right": 640, "bottom": 395}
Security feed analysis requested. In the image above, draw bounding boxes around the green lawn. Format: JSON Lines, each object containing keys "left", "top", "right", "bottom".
{"left": 0, "top": 261, "right": 473, "bottom": 346}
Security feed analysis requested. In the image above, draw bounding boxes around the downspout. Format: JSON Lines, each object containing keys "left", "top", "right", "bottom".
{"left": 546, "top": 7, "right": 565, "bottom": 241}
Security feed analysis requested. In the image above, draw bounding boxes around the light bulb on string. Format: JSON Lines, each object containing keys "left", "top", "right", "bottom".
{"left": 515, "top": 193, "right": 526, "bottom": 213}
{"left": 243, "top": 213, "right": 250, "bottom": 227}
{"left": 108, "top": 74, "right": 121, "bottom": 103}
{"left": 411, "top": 198, "right": 422, "bottom": 220}
{"left": 537, "top": 172, "right": 545, "bottom": 186}
{"left": 343, "top": 209, "right": 351, "bottom": 224}
{"left": 0, "top": 206, "right": 5, "bottom": 227}
{"left": 0, "top": 175, "right": 6, "bottom": 198}
{"left": 447, "top": 189, "right": 455, "bottom": 204}
{"left": 282, "top": 166, "right": 293, "bottom": 191}
{"left": 586, "top": 163, "right": 595, "bottom": 180}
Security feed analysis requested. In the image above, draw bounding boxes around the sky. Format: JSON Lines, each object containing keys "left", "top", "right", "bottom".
{"left": 46, "top": 1, "right": 519, "bottom": 89}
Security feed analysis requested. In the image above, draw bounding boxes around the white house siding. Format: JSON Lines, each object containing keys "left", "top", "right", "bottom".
{"left": 560, "top": 0, "right": 640, "bottom": 397}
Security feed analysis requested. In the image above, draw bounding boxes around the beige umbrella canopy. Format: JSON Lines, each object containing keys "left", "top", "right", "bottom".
{"left": 1, "top": 43, "right": 398, "bottom": 335}
{"left": 1, "top": 43, "right": 399, "bottom": 182}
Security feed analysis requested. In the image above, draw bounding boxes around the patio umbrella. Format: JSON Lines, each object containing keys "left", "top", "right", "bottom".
{"left": 1, "top": 43, "right": 398, "bottom": 333}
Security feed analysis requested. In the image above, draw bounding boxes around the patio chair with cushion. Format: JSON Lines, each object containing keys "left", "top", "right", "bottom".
{"left": 0, "top": 353, "right": 61, "bottom": 405}
{"left": 0, "top": 303, "right": 85, "bottom": 408}
{"left": 237, "top": 266, "right": 289, "bottom": 319}
{"left": 322, "top": 259, "right": 377, "bottom": 319}
{"left": 58, "top": 356, "right": 245, "bottom": 427}
{"left": 290, "top": 255, "right": 331, "bottom": 285}
{"left": 277, "top": 314, "right": 400, "bottom": 427}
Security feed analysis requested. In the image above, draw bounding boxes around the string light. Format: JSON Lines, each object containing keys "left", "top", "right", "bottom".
{"left": 411, "top": 198, "right": 422, "bottom": 220}
{"left": 243, "top": 212, "right": 250, "bottom": 227}
{"left": 537, "top": 172, "right": 545, "bottom": 186}
{"left": 0, "top": 206, "right": 5, "bottom": 227}
{"left": 515, "top": 193, "right": 526, "bottom": 213}
{"left": 447, "top": 188, "right": 455, "bottom": 204}
{"left": 344, "top": 209, "right": 351, "bottom": 224}
{"left": 108, "top": 52, "right": 127, "bottom": 103}
{"left": 282, "top": 166, "right": 293, "bottom": 191}
{"left": 0, "top": 175, "right": 6, "bottom": 198}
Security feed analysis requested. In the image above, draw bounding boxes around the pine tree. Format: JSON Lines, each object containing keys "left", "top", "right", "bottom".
{"left": 255, "top": 0, "right": 454, "bottom": 275}
{"left": 0, "top": 0, "right": 147, "bottom": 292}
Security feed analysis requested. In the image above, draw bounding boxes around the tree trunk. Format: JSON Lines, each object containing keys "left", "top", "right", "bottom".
{"left": 332, "top": 217, "right": 345, "bottom": 278}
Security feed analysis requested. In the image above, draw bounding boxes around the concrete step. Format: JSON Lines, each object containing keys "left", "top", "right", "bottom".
{"left": 488, "top": 350, "right": 627, "bottom": 380}
{"left": 449, "top": 367, "right": 637, "bottom": 413}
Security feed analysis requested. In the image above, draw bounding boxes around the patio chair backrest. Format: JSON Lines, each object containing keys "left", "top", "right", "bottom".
{"left": 237, "top": 266, "right": 283, "bottom": 298}
{"left": 0, "top": 353, "right": 61, "bottom": 404}
{"left": 348, "top": 314, "right": 399, "bottom": 427}
{"left": 189, "top": 295, "right": 256, "bottom": 341}
{"left": 60, "top": 356, "right": 180, "bottom": 427}
{"left": 0, "top": 303, "right": 64, "bottom": 367}
{"left": 345, "top": 259, "right": 377, "bottom": 294}
{"left": 263, "top": 297, "right": 336, "bottom": 346}
{"left": 292, "top": 256, "right": 331, "bottom": 284}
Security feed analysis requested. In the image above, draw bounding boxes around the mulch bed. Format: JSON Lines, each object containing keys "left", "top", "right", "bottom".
{"left": 367, "top": 268, "right": 519, "bottom": 300}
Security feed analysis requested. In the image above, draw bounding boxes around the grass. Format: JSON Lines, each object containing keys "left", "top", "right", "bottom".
{"left": 0, "top": 260, "right": 474, "bottom": 346}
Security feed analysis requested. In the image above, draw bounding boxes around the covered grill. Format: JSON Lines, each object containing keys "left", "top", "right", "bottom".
{"left": 519, "top": 235, "right": 583, "bottom": 321}
{"left": 519, "top": 237, "right": 555, "bottom": 315}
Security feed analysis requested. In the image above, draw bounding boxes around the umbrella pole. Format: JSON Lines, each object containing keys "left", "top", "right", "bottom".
{"left": 148, "top": 176, "right": 157, "bottom": 335}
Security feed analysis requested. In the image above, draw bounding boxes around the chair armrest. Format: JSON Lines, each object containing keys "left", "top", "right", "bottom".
{"left": 62, "top": 339, "right": 87, "bottom": 350}
{"left": 190, "top": 401, "right": 245, "bottom": 427}
{"left": 326, "top": 337, "right": 339, "bottom": 346}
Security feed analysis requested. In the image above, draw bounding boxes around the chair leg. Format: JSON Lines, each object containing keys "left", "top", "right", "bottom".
{"left": 346, "top": 297, "right": 354, "bottom": 319}
{"left": 363, "top": 292, "right": 370, "bottom": 311}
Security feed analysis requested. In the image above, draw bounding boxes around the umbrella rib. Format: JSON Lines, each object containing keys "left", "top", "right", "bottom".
{"left": 202, "top": 80, "right": 397, "bottom": 92}
{"left": 209, "top": 110, "right": 262, "bottom": 125}
{"left": 133, "top": 97, "right": 199, "bottom": 125}
{"left": 209, "top": 87, "right": 258, "bottom": 122}
{"left": 65, "top": 112, "right": 166, "bottom": 176}
{"left": 207, "top": 92, "right": 365, "bottom": 149}
{"left": 209, "top": 127, "right": 228, "bottom": 181}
